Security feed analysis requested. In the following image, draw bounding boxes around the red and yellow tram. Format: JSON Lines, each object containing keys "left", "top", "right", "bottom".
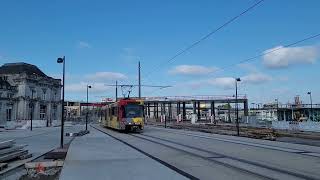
{"left": 101, "top": 98, "right": 144, "bottom": 131}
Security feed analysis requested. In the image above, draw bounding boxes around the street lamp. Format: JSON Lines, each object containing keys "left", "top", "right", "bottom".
{"left": 307, "top": 92, "right": 313, "bottom": 121}
{"left": 57, "top": 56, "right": 65, "bottom": 148}
{"left": 30, "top": 90, "right": 34, "bottom": 131}
{"left": 235, "top": 78, "right": 241, "bottom": 136}
{"left": 86, "top": 85, "right": 92, "bottom": 131}
{"left": 275, "top": 98, "right": 279, "bottom": 120}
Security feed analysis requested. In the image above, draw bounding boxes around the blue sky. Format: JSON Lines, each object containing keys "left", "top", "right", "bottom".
{"left": 0, "top": 0, "right": 319, "bottom": 104}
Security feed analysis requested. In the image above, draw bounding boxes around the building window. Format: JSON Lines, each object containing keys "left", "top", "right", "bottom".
{"left": 111, "top": 107, "right": 118, "bottom": 116}
{"left": 53, "top": 105, "right": 57, "bottom": 120}
{"left": 40, "top": 105, "right": 47, "bottom": 120}
{"left": 7, "top": 93, "right": 13, "bottom": 98}
{"left": 6, "top": 109, "right": 12, "bottom": 121}
{"left": 42, "top": 89, "right": 46, "bottom": 100}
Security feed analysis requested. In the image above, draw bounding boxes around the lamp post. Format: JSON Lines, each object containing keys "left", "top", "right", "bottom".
{"left": 86, "top": 85, "right": 92, "bottom": 131}
{"left": 307, "top": 92, "right": 313, "bottom": 121}
{"left": 275, "top": 98, "right": 279, "bottom": 120}
{"left": 57, "top": 56, "right": 65, "bottom": 148}
{"left": 138, "top": 61, "right": 141, "bottom": 99}
{"left": 235, "top": 78, "right": 241, "bottom": 136}
{"left": 30, "top": 90, "right": 34, "bottom": 131}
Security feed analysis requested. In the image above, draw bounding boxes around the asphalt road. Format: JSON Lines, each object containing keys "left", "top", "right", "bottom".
{"left": 92, "top": 125, "right": 320, "bottom": 180}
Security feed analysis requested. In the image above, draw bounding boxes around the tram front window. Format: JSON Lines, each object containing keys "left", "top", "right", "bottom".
{"left": 124, "top": 104, "right": 143, "bottom": 118}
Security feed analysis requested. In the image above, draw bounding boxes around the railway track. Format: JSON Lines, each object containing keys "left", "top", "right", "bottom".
{"left": 135, "top": 133, "right": 318, "bottom": 180}
{"left": 91, "top": 125, "right": 199, "bottom": 180}
{"left": 92, "top": 125, "right": 320, "bottom": 180}
{"left": 147, "top": 126, "right": 320, "bottom": 158}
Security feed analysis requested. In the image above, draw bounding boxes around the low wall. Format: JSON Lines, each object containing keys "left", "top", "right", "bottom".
{"left": 5, "top": 120, "right": 61, "bottom": 129}
{"left": 272, "top": 121, "right": 320, "bottom": 132}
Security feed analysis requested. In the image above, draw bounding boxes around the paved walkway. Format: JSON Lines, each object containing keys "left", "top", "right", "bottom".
{"left": 59, "top": 127, "right": 187, "bottom": 180}
{"left": 0, "top": 125, "right": 80, "bottom": 177}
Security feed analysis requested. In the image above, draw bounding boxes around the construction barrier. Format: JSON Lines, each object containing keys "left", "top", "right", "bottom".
{"left": 272, "top": 121, "right": 320, "bottom": 132}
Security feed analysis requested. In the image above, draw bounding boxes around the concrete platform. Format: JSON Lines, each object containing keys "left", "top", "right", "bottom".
{"left": 59, "top": 127, "right": 187, "bottom": 180}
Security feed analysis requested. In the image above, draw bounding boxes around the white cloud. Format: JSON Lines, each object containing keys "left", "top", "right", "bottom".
{"left": 169, "top": 65, "right": 218, "bottom": 75}
{"left": 77, "top": 41, "right": 91, "bottom": 49}
{"left": 237, "top": 63, "right": 258, "bottom": 72}
{"left": 207, "top": 77, "right": 235, "bottom": 89}
{"left": 191, "top": 73, "right": 271, "bottom": 90}
{"left": 66, "top": 82, "right": 111, "bottom": 93}
{"left": 85, "top": 72, "right": 127, "bottom": 82}
{"left": 263, "top": 45, "right": 319, "bottom": 68}
{"left": 271, "top": 87, "right": 289, "bottom": 94}
{"left": 241, "top": 73, "right": 272, "bottom": 84}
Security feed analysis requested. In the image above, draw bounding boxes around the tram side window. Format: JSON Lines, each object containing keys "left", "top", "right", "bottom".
{"left": 111, "top": 107, "right": 118, "bottom": 116}
{"left": 111, "top": 107, "right": 114, "bottom": 116}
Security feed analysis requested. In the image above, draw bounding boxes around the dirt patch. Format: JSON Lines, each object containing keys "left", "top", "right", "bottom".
{"left": 19, "top": 168, "right": 61, "bottom": 180}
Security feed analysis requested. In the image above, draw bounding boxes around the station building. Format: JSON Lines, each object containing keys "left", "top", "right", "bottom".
{"left": 0, "top": 62, "right": 62, "bottom": 126}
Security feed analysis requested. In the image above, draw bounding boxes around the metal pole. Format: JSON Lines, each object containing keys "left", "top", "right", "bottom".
{"left": 115, "top": 81, "right": 118, "bottom": 101}
{"left": 30, "top": 90, "right": 33, "bottom": 131}
{"left": 197, "top": 101, "right": 200, "bottom": 120}
{"left": 138, "top": 61, "right": 141, "bottom": 99}
{"left": 164, "top": 104, "right": 167, "bottom": 128}
{"left": 86, "top": 85, "right": 88, "bottom": 131}
{"left": 182, "top": 102, "right": 186, "bottom": 121}
{"left": 236, "top": 79, "right": 240, "bottom": 136}
{"left": 275, "top": 99, "right": 279, "bottom": 120}
{"left": 60, "top": 56, "right": 65, "bottom": 148}
{"left": 309, "top": 92, "right": 313, "bottom": 120}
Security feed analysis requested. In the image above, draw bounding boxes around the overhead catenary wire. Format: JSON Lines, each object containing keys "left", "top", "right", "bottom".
{"left": 206, "top": 32, "right": 320, "bottom": 75}
{"left": 147, "top": 32, "right": 320, "bottom": 96}
{"left": 104, "top": 84, "right": 172, "bottom": 88}
{"left": 104, "top": 83, "right": 172, "bottom": 98}
{"left": 143, "top": 0, "right": 265, "bottom": 81}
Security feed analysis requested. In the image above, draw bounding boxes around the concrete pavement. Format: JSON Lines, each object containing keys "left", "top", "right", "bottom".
{"left": 0, "top": 125, "right": 83, "bottom": 176}
{"left": 87, "top": 125, "right": 320, "bottom": 180}
{"left": 59, "top": 126, "right": 187, "bottom": 180}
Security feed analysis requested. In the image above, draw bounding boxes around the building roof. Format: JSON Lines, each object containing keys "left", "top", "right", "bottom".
{"left": 0, "top": 62, "right": 48, "bottom": 77}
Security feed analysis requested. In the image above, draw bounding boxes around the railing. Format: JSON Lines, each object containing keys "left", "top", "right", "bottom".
{"left": 145, "top": 95, "right": 247, "bottom": 101}
{"left": 250, "top": 104, "right": 320, "bottom": 110}
{"left": 278, "top": 104, "right": 320, "bottom": 109}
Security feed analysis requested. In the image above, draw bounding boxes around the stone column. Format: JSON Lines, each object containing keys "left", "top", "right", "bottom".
{"left": 211, "top": 101, "right": 215, "bottom": 122}
{"left": 182, "top": 102, "right": 186, "bottom": 121}
{"left": 244, "top": 100, "right": 249, "bottom": 116}
{"left": 168, "top": 103, "right": 172, "bottom": 121}
{"left": 197, "top": 101, "right": 201, "bottom": 120}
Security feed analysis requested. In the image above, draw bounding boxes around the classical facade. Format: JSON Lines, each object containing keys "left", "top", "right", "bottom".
{"left": 0, "top": 62, "right": 62, "bottom": 126}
